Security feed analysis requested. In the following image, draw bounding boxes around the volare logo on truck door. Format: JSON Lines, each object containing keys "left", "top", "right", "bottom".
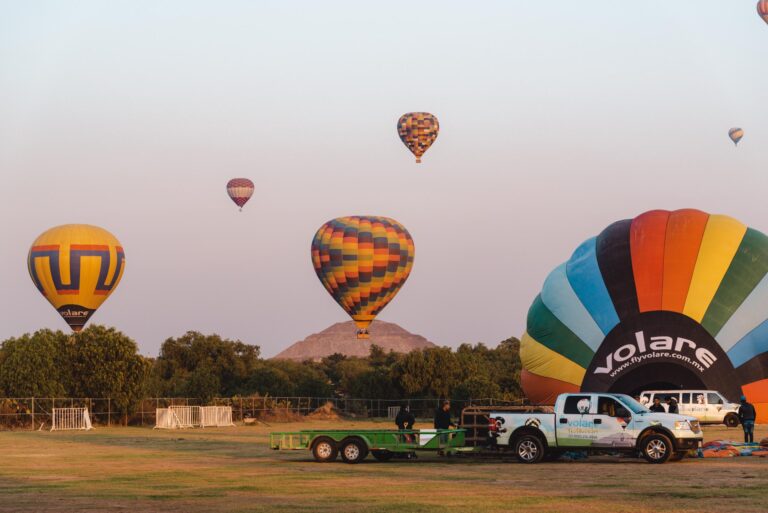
{"left": 580, "top": 311, "right": 742, "bottom": 400}
{"left": 594, "top": 331, "right": 717, "bottom": 376}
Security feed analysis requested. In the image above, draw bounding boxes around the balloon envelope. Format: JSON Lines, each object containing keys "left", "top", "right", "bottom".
{"left": 397, "top": 112, "right": 439, "bottom": 163}
{"left": 759, "top": 1, "right": 768, "bottom": 25}
{"left": 729, "top": 128, "right": 744, "bottom": 146}
{"left": 521, "top": 209, "right": 768, "bottom": 418}
{"left": 226, "top": 178, "right": 254, "bottom": 210}
{"left": 28, "top": 224, "right": 125, "bottom": 332}
{"left": 311, "top": 216, "right": 415, "bottom": 338}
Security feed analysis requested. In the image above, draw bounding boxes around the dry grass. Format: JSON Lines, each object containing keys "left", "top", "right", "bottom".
{"left": 0, "top": 419, "right": 765, "bottom": 512}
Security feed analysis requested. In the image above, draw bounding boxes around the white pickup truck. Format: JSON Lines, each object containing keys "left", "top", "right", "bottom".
{"left": 493, "top": 393, "right": 703, "bottom": 464}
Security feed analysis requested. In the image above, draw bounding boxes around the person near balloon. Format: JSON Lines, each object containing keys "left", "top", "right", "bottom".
{"left": 648, "top": 397, "right": 666, "bottom": 413}
{"left": 395, "top": 404, "right": 416, "bottom": 442}
{"left": 665, "top": 396, "right": 679, "bottom": 414}
{"left": 738, "top": 396, "right": 757, "bottom": 444}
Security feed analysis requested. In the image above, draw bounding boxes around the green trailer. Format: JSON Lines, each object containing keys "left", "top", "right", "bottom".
{"left": 270, "top": 429, "right": 467, "bottom": 463}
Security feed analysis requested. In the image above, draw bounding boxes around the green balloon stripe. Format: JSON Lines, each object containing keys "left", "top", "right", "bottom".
{"left": 702, "top": 228, "right": 768, "bottom": 336}
{"left": 527, "top": 294, "right": 595, "bottom": 368}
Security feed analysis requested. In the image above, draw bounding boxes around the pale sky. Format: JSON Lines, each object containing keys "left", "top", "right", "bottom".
{"left": 1, "top": 1, "right": 767, "bottom": 357}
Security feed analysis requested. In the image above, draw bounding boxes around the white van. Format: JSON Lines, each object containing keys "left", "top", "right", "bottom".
{"left": 639, "top": 390, "right": 740, "bottom": 427}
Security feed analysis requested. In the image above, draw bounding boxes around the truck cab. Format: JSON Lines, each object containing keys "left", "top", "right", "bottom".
{"left": 494, "top": 392, "right": 702, "bottom": 464}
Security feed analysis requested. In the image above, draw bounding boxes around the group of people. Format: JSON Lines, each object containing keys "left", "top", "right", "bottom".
{"left": 394, "top": 400, "right": 456, "bottom": 431}
{"left": 646, "top": 395, "right": 679, "bottom": 413}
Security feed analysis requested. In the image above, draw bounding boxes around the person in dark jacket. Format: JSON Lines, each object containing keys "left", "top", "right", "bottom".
{"left": 648, "top": 397, "right": 666, "bottom": 413}
{"left": 395, "top": 404, "right": 415, "bottom": 431}
{"left": 738, "top": 395, "right": 757, "bottom": 443}
{"left": 434, "top": 400, "right": 456, "bottom": 430}
{"left": 665, "top": 396, "right": 679, "bottom": 414}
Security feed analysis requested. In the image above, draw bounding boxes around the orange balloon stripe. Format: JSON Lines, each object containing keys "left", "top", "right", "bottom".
{"left": 661, "top": 209, "right": 709, "bottom": 313}
{"left": 631, "top": 210, "right": 670, "bottom": 312}
{"left": 521, "top": 369, "right": 580, "bottom": 405}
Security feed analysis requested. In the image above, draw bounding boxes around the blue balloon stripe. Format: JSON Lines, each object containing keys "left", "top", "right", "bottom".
{"left": 565, "top": 237, "right": 620, "bottom": 335}
{"left": 716, "top": 273, "right": 768, "bottom": 352}
{"left": 727, "top": 318, "right": 768, "bottom": 368}
{"left": 541, "top": 263, "right": 605, "bottom": 351}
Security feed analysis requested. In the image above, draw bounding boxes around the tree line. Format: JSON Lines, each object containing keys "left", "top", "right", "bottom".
{"left": 0, "top": 325, "right": 523, "bottom": 417}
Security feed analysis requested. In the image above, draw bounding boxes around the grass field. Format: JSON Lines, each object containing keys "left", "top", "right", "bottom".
{"left": 0, "top": 419, "right": 765, "bottom": 513}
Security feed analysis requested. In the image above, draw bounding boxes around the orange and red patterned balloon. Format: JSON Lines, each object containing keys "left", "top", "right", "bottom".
{"left": 397, "top": 112, "right": 439, "bottom": 163}
{"left": 311, "top": 216, "right": 415, "bottom": 339}
{"left": 759, "top": 1, "right": 768, "bottom": 25}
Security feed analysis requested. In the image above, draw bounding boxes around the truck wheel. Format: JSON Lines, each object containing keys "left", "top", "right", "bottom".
{"left": 514, "top": 435, "right": 544, "bottom": 464}
{"left": 340, "top": 438, "right": 369, "bottom": 464}
{"left": 724, "top": 414, "right": 740, "bottom": 428}
{"left": 311, "top": 437, "right": 338, "bottom": 463}
{"left": 371, "top": 450, "right": 394, "bottom": 462}
{"left": 641, "top": 433, "right": 673, "bottom": 464}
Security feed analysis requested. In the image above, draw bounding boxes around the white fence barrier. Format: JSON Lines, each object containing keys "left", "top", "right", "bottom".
{"left": 155, "top": 406, "right": 234, "bottom": 429}
{"left": 387, "top": 406, "right": 401, "bottom": 419}
{"left": 51, "top": 408, "right": 93, "bottom": 431}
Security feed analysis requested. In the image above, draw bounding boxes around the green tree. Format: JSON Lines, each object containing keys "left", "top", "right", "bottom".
{"left": 65, "top": 325, "right": 151, "bottom": 421}
{"left": 152, "top": 332, "right": 260, "bottom": 397}
{"left": 0, "top": 329, "right": 69, "bottom": 397}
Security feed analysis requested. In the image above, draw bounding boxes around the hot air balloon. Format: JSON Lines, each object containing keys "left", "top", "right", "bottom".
{"left": 226, "top": 178, "right": 254, "bottom": 211}
{"left": 311, "top": 216, "right": 414, "bottom": 339}
{"left": 397, "top": 112, "right": 439, "bottom": 163}
{"left": 729, "top": 128, "right": 744, "bottom": 146}
{"left": 759, "top": 1, "right": 768, "bottom": 25}
{"left": 28, "top": 224, "right": 125, "bottom": 332}
{"left": 521, "top": 209, "right": 768, "bottom": 421}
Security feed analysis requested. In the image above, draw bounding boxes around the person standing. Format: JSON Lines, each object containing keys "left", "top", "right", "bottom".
{"left": 665, "top": 396, "right": 679, "bottom": 414}
{"left": 649, "top": 397, "right": 666, "bottom": 413}
{"left": 738, "top": 395, "right": 757, "bottom": 444}
{"left": 434, "top": 400, "right": 456, "bottom": 430}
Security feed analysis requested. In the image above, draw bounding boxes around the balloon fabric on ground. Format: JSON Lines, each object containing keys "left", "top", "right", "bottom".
{"left": 311, "top": 216, "right": 414, "bottom": 339}
{"left": 521, "top": 209, "right": 768, "bottom": 419}
{"left": 27, "top": 225, "right": 125, "bottom": 332}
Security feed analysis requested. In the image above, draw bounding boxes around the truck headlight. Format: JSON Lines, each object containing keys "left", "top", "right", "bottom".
{"left": 674, "top": 421, "right": 690, "bottom": 430}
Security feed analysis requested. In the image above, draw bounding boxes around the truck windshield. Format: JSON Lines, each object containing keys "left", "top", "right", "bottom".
{"left": 610, "top": 394, "right": 650, "bottom": 414}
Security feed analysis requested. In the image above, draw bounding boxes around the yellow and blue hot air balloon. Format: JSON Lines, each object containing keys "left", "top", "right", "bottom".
{"left": 311, "top": 216, "right": 414, "bottom": 339}
{"left": 28, "top": 224, "right": 125, "bottom": 332}
{"left": 521, "top": 209, "right": 768, "bottom": 420}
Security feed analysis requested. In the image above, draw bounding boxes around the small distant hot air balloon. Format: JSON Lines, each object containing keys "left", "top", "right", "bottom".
{"left": 397, "top": 112, "right": 439, "bottom": 163}
{"left": 226, "top": 178, "right": 254, "bottom": 211}
{"left": 311, "top": 216, "right": 415, "bottom": 339}
{"left": 28, "top": 224, "right": 125, "bottom": 332}
{"left": 759, "top": 1, "right": 768, "bottom": 25}
{"left": 729, "top": 128, "right": 744, "bottom": 146}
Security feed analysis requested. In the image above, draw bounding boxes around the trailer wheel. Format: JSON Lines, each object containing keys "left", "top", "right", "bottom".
{"left": 724, "top": 413, "right": 740, "bottom": 428}
{"left": 340, "top": 438, "right": 369, "bottom": 464}
{"left": 514, "top": 435, "right": 544, "bottom": 464}
{"left": 640, "top": 433, "right": 672, "bottom": 464}
{"left": 371, "top": 450, "right": 394, "bottom": 462}
{"left": 311, "top": 437, "right": 338, "bottom": 463}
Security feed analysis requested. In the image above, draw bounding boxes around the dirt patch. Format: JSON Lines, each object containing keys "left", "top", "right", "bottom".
{"left": 306, "top": 401, "right": 341, "bottom": 420}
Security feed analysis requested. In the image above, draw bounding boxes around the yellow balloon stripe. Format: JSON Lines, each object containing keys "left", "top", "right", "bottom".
{"left": 521, "top": 332, "right": 585, "bottom": 387}
{"left": 683, "top": 215, "right": 747, "bottom": 322}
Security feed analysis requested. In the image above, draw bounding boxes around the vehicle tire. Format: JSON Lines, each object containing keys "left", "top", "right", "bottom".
{"left": 311, "top": 437, "right": 338, "bottom": 463}
{"left": 724, "top": 413, "right": 740, "bottom": 428}
{"left": 371, "top": 450, "right": 394, "bottom": 462}
{"left": 340, "top": 438, "right": 369, "bottom": 464}
{"left": 513, "top": 435, "right": 544, "bottom": 464}
{"left": 640, "top": 433, "right": 673, "bottom": 464}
